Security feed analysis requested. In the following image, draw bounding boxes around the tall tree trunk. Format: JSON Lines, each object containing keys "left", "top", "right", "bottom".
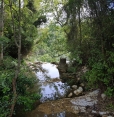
{"left": 9, "top": 0, "right": 21, "bottom": 116}
{"left": 78, "top": 7, "right": 82, "bottom": 46}
{"left": 0, "top": 0, "right": 4, "bottom": 63}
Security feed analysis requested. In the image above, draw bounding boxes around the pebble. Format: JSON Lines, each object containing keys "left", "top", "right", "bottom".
{"left": 101, "top": 93, "right": 106, "bottom": 100}
{"left": 72, "top": 85, "right": 77, "bottom": 89}
{"left": 74, "top": 87, "right": 83, "bottom": 95}
{"left": 68, "top": 92, "right": 73, "bottom": 98}
{"left": 80, "top": 83, "right": 85, "bottom": 87}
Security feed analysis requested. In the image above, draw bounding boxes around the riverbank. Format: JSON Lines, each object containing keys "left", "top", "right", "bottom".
{"left": 16, "top": 89, "right": 114, "bottom": 117}
{"left": 22, "top": 61, "right": 114, "bottom": 117}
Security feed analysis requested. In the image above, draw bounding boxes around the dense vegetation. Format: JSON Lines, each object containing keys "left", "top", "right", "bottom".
{"left": 61, "top": 0, "right": 114, "bottom": 96}
{"left": 0, "top": 57, "right": 40, "bottom": 117}
{"left": 0, "top": 0, "right": 114, "bottom": 116}
{"left": 29, "top": 22, "right": 68, "bottom": 62}
{"left": 33, "top": 0, "right": 114, "bottom": 96}
{"left": 0, "top": 0, "right": 42, "bottom": 116}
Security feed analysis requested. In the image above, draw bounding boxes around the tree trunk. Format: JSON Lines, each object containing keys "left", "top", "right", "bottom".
{"left": 9, "top": 0, "right": 21, "bottom": 116}
{"left": 78, "top": 7, "right": 82, "bottom": 46}
{"left": 0, "top": 0, "right": 4, "bottom": 62}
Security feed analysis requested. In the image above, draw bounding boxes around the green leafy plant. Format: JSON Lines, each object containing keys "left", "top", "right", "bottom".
{"left": 0, "top": 57, "right": 41, "bottom": 116}
{"left": 106, "top": 103, "right": 114, "bottom": 111}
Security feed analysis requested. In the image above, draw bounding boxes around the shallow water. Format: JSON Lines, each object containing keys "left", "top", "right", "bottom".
{"left": 36, "top": 63, "right": 69, "bottom": 102}
{"left": 15, "top": 63, "right": 78, "bottom": 117}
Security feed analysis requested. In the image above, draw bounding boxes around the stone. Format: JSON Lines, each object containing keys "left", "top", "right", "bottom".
{"left": 74, "top": 90, "right": 78, "bottom": 95}
{"left": 78, "top": 87, "right": 83, "bottom": 92}
{"left": 71, "top": 90, "right": 99, "bottom": 106}
{"left": 77, "top": 78, "right": 80, "bottom": 81}
{"left": 101, "top": 93, "right": 106, "bottom": 100}
{"left": 74, "top": 87, "right": 83, "bottom": 96}
{"left": 80, "top": 83, "right": 85, "bottom": 87}
{"left": 73, "top": 110, "right": 80, "bottom": 114}
{"left": 72, "top": 85, "right": 77, "bottom": 89}
{"left": 68, "top": 92, "right": 73, "bottom": 98}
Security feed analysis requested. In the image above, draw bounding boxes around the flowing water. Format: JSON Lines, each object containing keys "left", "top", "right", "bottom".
{"left": 14, "top": 62, "right": 101, "bottom": 117}
{"left": 36, "top": 63, "right": 69, "bottom": 102}
{"left": 16, "top": 63, "right": 77, "bottom": 117}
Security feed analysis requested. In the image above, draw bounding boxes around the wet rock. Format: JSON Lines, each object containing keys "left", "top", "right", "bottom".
{"left": 71, "top": 89, "right": 99, "bottom": 113}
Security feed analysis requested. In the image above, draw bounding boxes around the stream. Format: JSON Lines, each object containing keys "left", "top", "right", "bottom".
{"left": 15, "top": 62, "right": 111, "bottom": 117}
{"left": 36, "top": 63, "right": 69, "bottom": 102}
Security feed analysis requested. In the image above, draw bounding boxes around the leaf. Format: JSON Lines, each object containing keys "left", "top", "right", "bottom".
{"left": 0, "top": 36, "right": 9, "bottom": 44}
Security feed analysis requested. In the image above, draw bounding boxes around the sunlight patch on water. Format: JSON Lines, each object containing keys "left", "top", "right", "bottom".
{"left": 36, "top": 63, "right": 59, "bottom": 80}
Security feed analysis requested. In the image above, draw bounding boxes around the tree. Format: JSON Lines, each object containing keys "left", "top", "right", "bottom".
{"left": 8, "top": 0, "right": 21, "bottom": 116}
{"left": 0, "top": 0, "right": 4, "bottom": 62}
{"left": 31, "top": 22, "right": 68, "bottom": 62}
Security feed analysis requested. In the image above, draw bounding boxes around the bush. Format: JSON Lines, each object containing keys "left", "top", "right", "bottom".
{"left": 0, "top": 56, "right": 41, "bottom": 116}
{"left": 85, "top": 51, "right": 114, "bottom": 97}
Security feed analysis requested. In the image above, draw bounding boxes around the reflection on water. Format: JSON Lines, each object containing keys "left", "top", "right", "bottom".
{"left": 36, "top": 63, "right": 60, "bottom": 80}
{"left": 39, "top": 82, "right": 68, "bottom": 102}
{"left": 15, "top": 63, "right": 74, "bottom": 117}
{"left": 36, "top": 63, "right": 69, "bottom": 102}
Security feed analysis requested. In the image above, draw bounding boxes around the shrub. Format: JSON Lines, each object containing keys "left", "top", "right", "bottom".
{"left": 0, "top": 56, "right": 41, "bottom": 116}
{"left": 85, "top": 51, "right": 114, "bottom": 97}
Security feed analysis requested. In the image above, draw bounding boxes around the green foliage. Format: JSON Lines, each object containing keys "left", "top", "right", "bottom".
{"left": 106, "top": 103, "right": 114, "bottom": 111}
{"left": 85, "top": 62, "right": 105, "bottom": 88}
{"left": 0, "top": 56, "right": 40, "bottom": 116}
{"left": 67, "top": 79, "right": 75, "bottom": 86}
{"left": 3, "top": 0, "right": 46, "bottom": 58}
{"left": 30, "top": 22, "right": 68, "bottom": 62}
{"left": 0, "top": 67, "right": 14, "bottom": 116}
{"left": 57, "top": 0, "right": 114, "bottom": 98}
{"left": 105, "top": 87, "right": 114, "bottom": 97}
{"left": 67, "top": 67, "right": 77, "bottom": 73}
{"left": 0, "top": 36, "right": 9, "bottom": 44}
{"left": 85, "top": 53, "right": 114, "bottom": 96}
